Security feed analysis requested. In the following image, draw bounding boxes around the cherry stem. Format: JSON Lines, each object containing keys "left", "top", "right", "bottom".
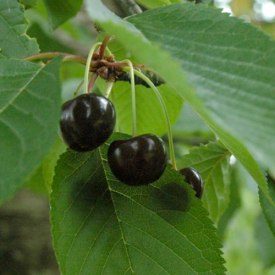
{"left": 74, "top": 80, "right": 84, "bottom": 97}
{"left": 23, "top": 52, "right": 88, "bottom": 65}
{"left": 111, "top": 90, "right": 120, "bottom": 132}
{"left": 84, "top": 42, "right": 102, "bottom": 94}
{"left": 105, "top": 81, "right": 115, "bottom": 98}
{"left": 103, "top": 61, "right": 146, "bottom": 68}
{"left": 88, "top": 74, "right": 98, "bottom": 93}
{"left": 132, "top": 69, "right": 177, "bottom": 170}
{"left": 99, "top": 36, "right": 113, "bottom": 59}
{"left": 122, "top": 60, "right": 137, "bottom": 137}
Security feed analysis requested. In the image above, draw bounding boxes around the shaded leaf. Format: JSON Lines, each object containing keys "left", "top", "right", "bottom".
{"left": 217, "top": 164, "right": 242, "bottom": 238}
{"left": 51, "top": 133, "right": 225, "bottom": 275}
{"left": 42, "top": 0, "right": 84, "bottom": 29}
{"left": 27, "top": 22, "right": 74, "bottom": 53}
{"left": 25, "top": 165, "right": 48, "bottom": 195}
{"left": 19, "top": 0, "right": 38, "bottom": 9}
{"left": 255, "top": 213, "right": 275, "bottom": 269}
{"left": 259, "top": 175, "right": 275, "bottom": 237}
{"left": 43, "top": 136, "right": 67, "bottom": 193}
{"left": 0, "top": 57, "right": 62, "bottom": 204}
{"left": 173, "top": 104, "right": 213, "bottom": 138}
{"left": 0, "top": 0, "right": 39, "bottom": 59}
{"left": 178, "top": 142, "right": 231, "bottom": 224}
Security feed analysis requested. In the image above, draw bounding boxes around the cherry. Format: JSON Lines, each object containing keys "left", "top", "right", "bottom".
{"left": 179, "top": 167, "right": 203, "bottom": 199}
{"left": 60, "top": 93, "right": 116, "bottom": 152}
{"left": 108, "top": 134, "right": 167, "bottom": 186}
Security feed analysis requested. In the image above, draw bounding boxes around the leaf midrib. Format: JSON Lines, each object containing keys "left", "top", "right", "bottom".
{"left": 0, "top": 64, "right": 43, "bottom": 114}
{"left": 98, "top": 147, "right": 135, "bottom": 275}
{"left": 204, "top": 151, "right": 230, "bottom": 190}
{"left": 0, "top": 4, "right": 30, "bottom": 53}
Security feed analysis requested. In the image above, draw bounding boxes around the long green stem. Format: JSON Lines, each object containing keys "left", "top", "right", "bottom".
{"left": 99, "top": 36, "right": 112, "bottom": 59}
{"left": 74, "top": 80, "right": 84, "bottom": 97}
{"left": 84, "top": 42, "right": 102, "bottom": 94}
{"left": 122, "top": 60, "right": 137, "bottom": 137}
{"left": 111, "top": 90, "right": 120, "bottom": 132}
{"left": 88, "top": 73, "right": 98, "bottom": 94}
{"left": 105, "top": 81, "right": 115, "bottom": 98}
{"left": 133, "top": 69, "right": 177, "bottom": 170}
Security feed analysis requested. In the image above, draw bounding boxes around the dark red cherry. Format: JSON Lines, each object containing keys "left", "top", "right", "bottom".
{"left": 179, "top": 167, "right": 203, "bottom": 199}
{"left": 60, "top": 93, "right": 116, "bottom": 152}
{"left": 108, "top": 134, "right": 167, "bottom": 186}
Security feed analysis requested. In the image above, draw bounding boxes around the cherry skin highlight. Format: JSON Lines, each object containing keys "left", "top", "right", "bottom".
{"left": 108, "top": 134, "right": 167, "bottom": 186}
{"left": 179, "top": 167, "right": 203, "bottom": 199}
{"left": 60, "top": 93, "right": 116, "bottom": 152}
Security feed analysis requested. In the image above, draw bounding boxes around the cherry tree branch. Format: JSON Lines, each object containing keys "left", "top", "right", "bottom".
{"left": 116, "top": 0, "right": 142, "bottom": 15}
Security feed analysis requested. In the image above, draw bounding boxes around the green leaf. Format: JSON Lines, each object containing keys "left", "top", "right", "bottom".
{"left": 19, "top": 0, "right": 38, "bottom": 9}
{"left": 178, "top": 142, "right": 231, "bottom": 224}
{"left": 135, "top": 0, "right": 171, "bottom": 9}
{"left": 51, "top": 133, "right": 225, "bottom": 275}
{"left": 43, "top": 136, "right": 67, "bottom": 193}
{"left": 217, "top": 164, "right": 242, "bottom": 238}
{"left": 27, "top": 22, "right": 74, "bottom": 53}
{"left": 86, "top": 1, "right": 272, "bottom": 204}
{"left": 99, "top": 80, "right": 183, "bottom": 136}
{"left": 173, "top": 104, "right": 213, "bottom": 138}
{"left": 127, "top": 4, "right": 275, "bottom": 175}
{"left": 259, "top": 176, "right": 275, "bottom": 237}
{"left": 255, "top": 213, "right": 275, "bottom": 269}
{"left": 42, "top": 0, "right": 83, "bottom": 29}
{"left": 25, "top": 165, "right": 48, "bottom": 194}
{"left": 0, "top": 57, "right": 62, "bottom": 205}
{"left": 0, "top": 0, "right": 39, "bottom": 59}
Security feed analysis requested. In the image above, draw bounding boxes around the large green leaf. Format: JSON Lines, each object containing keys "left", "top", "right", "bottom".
{"left": 0, "top": 0, "right": 39, "bottom": 59}
{"left": 127, "top": 4, "right": 275, "bottom": 174}
{"left": 217, "top": 164, "right": 242, "bottom": 238}
{"left": 86, "top": 1, "right": 271, "bottom": 204}
{"left": 0, "top": 57, "right": 62, "bottom": 204}
{"left": 255, "top": 213, "right": 275, "bottom": 269}
{"left": 173, "top": 104, "right": 213, "bottom": 138}
{"left": 51, "top": 133, "right": 225, "bottom": 275}
{"left": 99, "top": 80, "right": 183, "bottom": 136}
{"left": 259, "top": 176, "right": 275, "bottom": 237}
{"left": 178, "top": 142, "right": 231, "bottom": 224}
{"left": 42, "top": 0, "right": 83, "bottom": 29}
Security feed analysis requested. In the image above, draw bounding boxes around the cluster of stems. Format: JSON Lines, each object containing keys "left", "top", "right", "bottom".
{"left": 23, "top": 38, "right": 177, "bottom": 170}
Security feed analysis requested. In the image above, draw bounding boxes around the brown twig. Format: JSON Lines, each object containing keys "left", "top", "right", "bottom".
{"left": 116, "top": 0, "right": 142, "bottom": 15}
{"left": 99, "top": 36, "right": 113, "bottom": 59}
{"left": 88, "top": 74, "right": 99, "bottom": 93}
{"left": 101, "top": 60, "right": 146, "bottom": 68}
{"left": 23, "top": 52, "right": 88, "bottom": 66}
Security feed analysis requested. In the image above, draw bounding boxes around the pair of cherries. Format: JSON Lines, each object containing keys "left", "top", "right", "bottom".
{"left": 60, "top": 93, "right": 203, "bottom": 198}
